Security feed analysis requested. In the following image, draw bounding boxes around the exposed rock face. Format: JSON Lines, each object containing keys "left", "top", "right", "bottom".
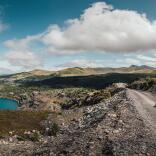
{"left": 0, "top": 90, "right": 156, "bottom": 155}
{"left": 17, "top": 91, "right": 61, "bottom": 112}
{"left": 61, "top": 90, "right": 111, "bottom": 109}
{"left": 32, "top": 91, "right": 156, "bottom": 156}
{"left": 16, "top": 89, "right": 113, "bottom": 111}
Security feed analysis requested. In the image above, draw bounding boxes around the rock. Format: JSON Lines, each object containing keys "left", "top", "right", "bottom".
{"left": 1, "top": 90, "right": 156, "bottom": 155}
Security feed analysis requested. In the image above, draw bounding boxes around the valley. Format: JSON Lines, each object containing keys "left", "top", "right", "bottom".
{"left": 0, "top": 66, "right": 156, "bottom": 155}
{"left": 1, "top": 1, "right": 156, "bottom": 155}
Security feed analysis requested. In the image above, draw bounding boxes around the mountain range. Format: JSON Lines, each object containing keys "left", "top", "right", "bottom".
{"left": 1, "top": 65, "right": 156, "bottom": 80}
{"left": 0, "top": 65, "right": 155, "bottom": 82}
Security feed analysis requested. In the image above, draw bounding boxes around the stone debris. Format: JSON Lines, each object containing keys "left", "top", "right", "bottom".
{"left": 0, "top": 90, "right": 156, "bottom": 155}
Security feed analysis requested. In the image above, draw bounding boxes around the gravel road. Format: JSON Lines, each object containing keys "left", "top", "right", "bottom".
{"left": 127, "top": 89, "right": 156, "bottom": 135}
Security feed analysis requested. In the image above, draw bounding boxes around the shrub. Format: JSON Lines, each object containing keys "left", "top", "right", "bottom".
{"left": 129, "top": 77, "right": 156, "bottom": 90}
{"left": 45, "top": 122, "right": 60, "bottom": 136}
{"left": 17, "top": 131, "right": 41, "bottom": 142}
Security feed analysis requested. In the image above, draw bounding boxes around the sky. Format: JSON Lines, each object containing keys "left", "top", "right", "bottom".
{"left": 0, "top": 0, "right": 156, "bottom": 74}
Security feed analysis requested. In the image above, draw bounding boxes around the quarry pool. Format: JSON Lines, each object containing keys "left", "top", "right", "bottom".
{"left": 0, "top": 98, "right": 18, "bottom": 110}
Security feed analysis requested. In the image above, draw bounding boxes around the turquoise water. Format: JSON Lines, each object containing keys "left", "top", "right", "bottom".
{"left": 0, "top": 98, "right": 18, "bottom": 110}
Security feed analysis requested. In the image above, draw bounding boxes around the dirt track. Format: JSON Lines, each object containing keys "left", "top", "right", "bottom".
{"left": 127, "top": 89, "right": 156, "bottom": 134}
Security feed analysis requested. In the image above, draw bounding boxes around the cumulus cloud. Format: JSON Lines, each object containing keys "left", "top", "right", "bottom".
{"left": 41, "top": 2, "right": 156, "bottom": 53}
{"left": 5, "top": 51, "right": 42, "bottom": 69}
{"left": 3, "top": 35, "right": 43, "bottom": 70}
{"left": 3, "top": 2, "right": 156, "bottom": 72}
{"left": 0, "top": 67, "right": 13, "bottom": 75}
{"left": 0, "top": 59, "right": 19, "bottom": 75}
{"left": 0, "top": 21, "right": 7, "bottom": 32}
{"left": 137, "top": 55, "right": 156, "bottom": 62}
{"left": 117, "top": 58, "right": 141, "bottom": 65}
{"left": 0, "top": 13, "right": 8, "bottom": 33}
{"left": 4, "top": 35, "right": 41, "bottom": 50}
{"left": 57, "top": 58, "right": 143, "bottom": 69}
{"left": 57, "top": 59, "right": 99, "bottom": 68}
{"left": 5, "top": 2, "right": 156, "bottom": 55}
{"left": 136, "top": 54, "right": 156, "bottom": 67}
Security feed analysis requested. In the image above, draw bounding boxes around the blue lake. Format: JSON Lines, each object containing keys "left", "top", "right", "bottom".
{"left": 0, "top": 98, "right": 18, "bottom": 110}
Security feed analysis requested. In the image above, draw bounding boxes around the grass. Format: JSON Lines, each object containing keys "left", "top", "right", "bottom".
{"left": 129, "top": 77, "right": 156, "bottom": 90}
{"left": 0, "top": 110, "right": 50, "bottom": 137}
{"left": 25, "top": 73, "right": 156, "bottom": 89}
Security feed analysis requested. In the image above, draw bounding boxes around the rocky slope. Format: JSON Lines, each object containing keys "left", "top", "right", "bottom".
{"left": 1, "top": 87, "right": 115, "bottom": 111}
{"left": 0, "top": 90, "right": 156, "bottom": 156}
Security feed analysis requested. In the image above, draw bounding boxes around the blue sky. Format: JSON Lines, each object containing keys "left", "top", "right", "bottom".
{"left": 1, "top": 0, "right": 156, "bottom": 39}
{"left": 0, "top": 0, "right": 156, "bottom": 74}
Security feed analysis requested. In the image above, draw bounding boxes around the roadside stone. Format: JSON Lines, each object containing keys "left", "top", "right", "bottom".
{"left": 1, "top": 90, "right": 156, "bottom": 155}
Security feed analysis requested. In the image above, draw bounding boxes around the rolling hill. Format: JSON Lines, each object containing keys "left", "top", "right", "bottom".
{"left": 0, "top": 65, "right": 155, "bottom": 83}
{"left": 54, "top": 65, "right": 156, "bottom": 76}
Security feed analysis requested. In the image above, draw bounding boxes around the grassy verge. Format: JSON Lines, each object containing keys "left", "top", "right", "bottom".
{"left": 0, "top": 110, "right": 50, "bottom": 137}
{"left": 129, "top": 77, "right": 156, "bottom": 90}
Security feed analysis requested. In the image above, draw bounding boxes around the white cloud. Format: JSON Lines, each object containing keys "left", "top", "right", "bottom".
{"left": 3, "top": 2, "right": 156, "bottom": 72}
{"left": 137, "top": 55, "right": 156, "bottom": 62}
{"left": 4, "top": 35, "right": 41, "bottom": 50}
{"left": 5, "top": 2, "right": 156, "bottom": 55}
{"left": 3, "top": 35, "right": 43, "bottom": 70}
{"left": 0, "top": 67, "right": 13, "bottom": 75}
{"left": 57, "top": 59, "right": 99, "bottom": 68}
{"left": 41, "top": 2, "right": 156, "bottom": 53}
{"left": 0, "top": 67, "right": 15, "bottom": 75}
{"left": 0, "top": 21, "right": 8, "bottom": 32}
{"left": 5, "top": 50, "right": 43, "bottom": 69}
{"left": 117, "top": 58, "right": 141, "bottom": 65}
{"left": 0, "top": 12, "right": 8, "bottom": 33}
{"left": 143, "top": 62, "right": 156, "bottom": 66}
{"left": 136, "top": 54, "right": 156, "bottom": 67}
{"left": 56, "top": 58, "right": 142, "bottom": 69}
{"left": 0, "top": 59, "right": 19, "bottom": 75}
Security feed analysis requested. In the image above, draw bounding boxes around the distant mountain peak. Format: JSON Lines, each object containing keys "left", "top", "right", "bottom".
{"left": 130, "top": 65, "right": 139, "bottom": 68}
{"left": 130, "top": 65, "right": 155, "bottom": 69}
